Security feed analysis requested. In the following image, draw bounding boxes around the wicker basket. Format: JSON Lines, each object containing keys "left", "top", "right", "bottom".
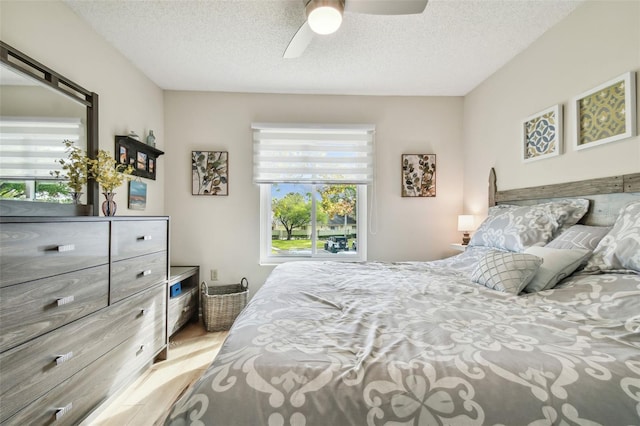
{"left": 201, "top": 278, "right": 248, "bottom": 332}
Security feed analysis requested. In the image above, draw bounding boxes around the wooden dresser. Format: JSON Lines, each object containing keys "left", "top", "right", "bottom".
{"left": 0, "top": 216, "right": 169, "bottom": 425}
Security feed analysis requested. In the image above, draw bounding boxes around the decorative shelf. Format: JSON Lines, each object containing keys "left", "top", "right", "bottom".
{"left": 115, "top": 135, "right": 164, "bottom": 180}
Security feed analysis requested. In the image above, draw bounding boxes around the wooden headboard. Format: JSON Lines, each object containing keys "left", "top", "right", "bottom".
{"left": 488, "top": 168, "right": 640, "bottom": 226}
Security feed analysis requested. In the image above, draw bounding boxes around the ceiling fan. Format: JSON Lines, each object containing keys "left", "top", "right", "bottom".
{"left": 283, "top": 0, "right": 429, "bottom": 58}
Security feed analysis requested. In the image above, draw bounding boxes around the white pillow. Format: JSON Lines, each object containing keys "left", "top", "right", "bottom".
{"left": 545, "top": 225, "right": 611, "bottom": 251}
{"left": 470, "top": 251, "right": 543, "bottom": 294}
{"left": 584, "top": 201, "right": 640, "bottom": 273}
{"left": 523, "top": 246, "right": 591, "bottom": 292}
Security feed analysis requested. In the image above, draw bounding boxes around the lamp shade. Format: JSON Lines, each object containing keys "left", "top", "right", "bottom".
{"left": 306, "top": 0, "right": 344, "bottom": 35}
{"left": 457, "top": 215, "right": 475, "bottom": 232}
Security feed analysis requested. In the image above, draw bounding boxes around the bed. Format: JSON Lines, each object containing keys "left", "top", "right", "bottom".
{"left": 165, "top": 170, "right": 640, "bottom": 425}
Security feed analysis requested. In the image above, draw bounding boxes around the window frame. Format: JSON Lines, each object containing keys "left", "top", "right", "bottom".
{"left": 260, "top": 184, "right": 367, "bottom": 265}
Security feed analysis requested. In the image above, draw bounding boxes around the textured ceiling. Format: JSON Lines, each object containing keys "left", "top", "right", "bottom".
{"left": 64, "top": 0, "right": 584, "bottom": 96}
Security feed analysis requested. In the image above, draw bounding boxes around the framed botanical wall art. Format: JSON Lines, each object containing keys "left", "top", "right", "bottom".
{"left": 522, "top": 104, "right": 563, "bottom": 163}
{"left": 574, "top": 71, "right": 636, "bottom": 150}
{"left": 128, "top": 180, "right": 147, "bottom": 210}
{"left": 401, "top": 154, "right": 436, "bottom": 197}
{"left": 192, "top": 151, "right": 228, "bottom": 196}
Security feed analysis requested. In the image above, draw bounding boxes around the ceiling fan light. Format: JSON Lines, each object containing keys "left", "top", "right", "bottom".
{"left": 306, "top": 0, "right": 344, "bottom": 35}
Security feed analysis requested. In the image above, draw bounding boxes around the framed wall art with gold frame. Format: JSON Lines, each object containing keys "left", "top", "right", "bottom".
{"left": 573, "top": 71, "right": 636, "bottom": 151}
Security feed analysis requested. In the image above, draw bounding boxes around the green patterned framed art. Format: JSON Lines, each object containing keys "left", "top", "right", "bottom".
{"left": 574, "top": 71, "right": 636, "bottom": 151}
{"left": 522, "top": 104, "right": 562, "bottom": 163}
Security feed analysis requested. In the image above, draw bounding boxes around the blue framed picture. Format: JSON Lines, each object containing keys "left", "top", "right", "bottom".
{"left": 522, "top": 104, "right": 563, "bottom": 163}
{"left": 128, "top": 180, "right": 147, "bottom": 210}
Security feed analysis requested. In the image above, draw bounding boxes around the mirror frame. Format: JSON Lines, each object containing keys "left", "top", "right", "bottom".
{"left": 0, "top": 40, "right": 99, "bottom": 216}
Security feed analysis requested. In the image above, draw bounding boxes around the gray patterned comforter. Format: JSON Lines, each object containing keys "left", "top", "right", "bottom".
{"left": 166, "top": 249, "right": 640, "bottom": 425}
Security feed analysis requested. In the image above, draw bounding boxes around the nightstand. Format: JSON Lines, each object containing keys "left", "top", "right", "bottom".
{"left": 168, "top": 266, "right": 200, "bottom": 338}
{"left": 450, "top": 243, "right": 467, "bottom": 252}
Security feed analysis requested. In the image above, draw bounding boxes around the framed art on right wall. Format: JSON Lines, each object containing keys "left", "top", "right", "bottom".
{"left": 574, "top": 71, "right": 636, "bottom": 151}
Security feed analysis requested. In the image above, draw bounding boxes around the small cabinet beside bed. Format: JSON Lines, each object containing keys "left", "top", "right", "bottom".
{"left": 168, "top": 266, "right": 200, "bottom": 337}
{"left": 165, "top": 170, "right": 640, "bottom": 426}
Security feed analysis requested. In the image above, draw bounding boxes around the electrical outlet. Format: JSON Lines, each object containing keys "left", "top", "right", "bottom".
{"left": 210, "top": 269, "right": 218, "bottom": 281}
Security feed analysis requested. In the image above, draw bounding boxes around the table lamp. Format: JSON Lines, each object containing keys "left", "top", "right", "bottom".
{"left": 457, "top": 215, "right": 475, "bottom": 245}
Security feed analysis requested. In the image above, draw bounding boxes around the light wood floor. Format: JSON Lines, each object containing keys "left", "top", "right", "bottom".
{"left": 90, "top": 322, "right": 228, "bottom": 426}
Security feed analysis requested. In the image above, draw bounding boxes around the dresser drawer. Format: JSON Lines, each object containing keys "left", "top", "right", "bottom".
{"left": 0, "top": 222, "right": 109, "bottom": 288}
{"left": 111, "top": 251, "right": 167, "bottom": 303}
{"left": 1, "top": 317, "right": 165, "bottom": 426}
{"left": 0, "top": 283, "right": 165, "bottom": 423}
{"left": 111, "top": 220, "right": 167, "bottom": 262}
{"left": 168, "top": 286, "right": 198, "bottom": 336}
{"left": 0, "top": 265, "right": 109, "bottom": 352}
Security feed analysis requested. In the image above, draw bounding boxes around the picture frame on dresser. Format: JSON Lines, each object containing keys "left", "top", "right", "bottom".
{"left": 128, "top": 180, "right": 147, "bottom": 211}
{"left": 574, "top": 71, "right": 637, "bottom": 151}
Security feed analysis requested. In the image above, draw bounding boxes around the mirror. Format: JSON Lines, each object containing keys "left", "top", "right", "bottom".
{"left": 0, "top": 41, "right": 98, "bottom": 216}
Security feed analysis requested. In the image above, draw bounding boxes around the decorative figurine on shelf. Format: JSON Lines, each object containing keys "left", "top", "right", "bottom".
{"left": 146, "top": 130, "right": 156, "bottom": 147}
{"left": 128, "top": 130, "right": 140, "bottom": 141}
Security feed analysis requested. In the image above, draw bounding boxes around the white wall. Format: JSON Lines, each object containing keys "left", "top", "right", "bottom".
{"left": 0, "top": 0, "right": 165, "bottom": 215}
{"left": 463, "top": 0, "right": 640, "bottom": 216}
{"left": 9, "top": 1, "right": 630, "bottom": 296}
{"left": 165, "top": 92, "right": 464, "bottom": 292}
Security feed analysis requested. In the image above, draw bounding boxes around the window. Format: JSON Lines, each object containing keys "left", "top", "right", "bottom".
{"left": 253, "top": 123, "right": 374, "bottom": 264}
{"left": 0, "top": 117, "right": 84, "bottom": 203}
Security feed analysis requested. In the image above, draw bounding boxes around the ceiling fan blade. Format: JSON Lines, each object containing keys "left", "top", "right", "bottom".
{"left": 344, "top": 0, "right": 428, "bottom": 15}
{"left": 283, "top": 20, "right": 314, "bottom": 59}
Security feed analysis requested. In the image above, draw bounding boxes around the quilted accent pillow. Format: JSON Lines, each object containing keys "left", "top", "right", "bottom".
{"left": 546, "top": 225, "right": 611, "bottom": 250}
{"left": 522, "top": 246, "right": 591, "bottom": 292}
{"left": 470, "top": 251, "right": 543, "bottom": 294}
{"left": 469, "top": 199, "right": 589, "bottom": 252}
{"left": 584, "top": 201, "right": 640, "bottom": 273}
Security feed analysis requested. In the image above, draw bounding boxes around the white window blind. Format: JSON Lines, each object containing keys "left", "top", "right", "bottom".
{"left": 252, "top": 123, "right": 375, "bottom": 184}
{"left": 0, "top": 117, "right": 83, "bottom": 179}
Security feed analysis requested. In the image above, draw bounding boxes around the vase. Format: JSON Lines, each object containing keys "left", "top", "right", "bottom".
{"left": 146, "top": 130, "right": 156, "bottom": 147}
{"left": 71, "top": 192, "right": 83, "bottom": 205}
{"left": 102, "top": 192, "right": 117, "bottom": 216}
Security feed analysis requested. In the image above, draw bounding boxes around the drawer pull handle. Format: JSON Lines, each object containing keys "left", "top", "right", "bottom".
{"left": 57, "top": 244, "right": 75, "bottom": 252}
{"left": 139, "top": 235, "right": 153, "bottom": 241}
{"left": 140, "top": 308, "right": 146, "bottom": 316}
{"left": 141, "top": 270, "right": 152, "bottom": 277}
{"left": 55, "top": 402, "right": 73, "bottom": 420}
{"left": 55, "top": 351, "right": 74, "bottom": 366}
{"left": 56, "top": 296, "right": 75, "bottom": 306}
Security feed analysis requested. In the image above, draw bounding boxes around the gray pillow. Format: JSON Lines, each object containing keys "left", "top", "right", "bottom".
{"left": 469, "top": 199, "right": 589, "bottom": 252}
{"left": 523, "top": 246, "right": 591, "bottom": 292}
{"left": 470, "top": 251, "right": 543, "bottom": 294}
{"left": 584, "top": 201, "right": 640, "bottom": 273}
{"left": 546, "top": 225, "right": 611, "bottom": 250}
